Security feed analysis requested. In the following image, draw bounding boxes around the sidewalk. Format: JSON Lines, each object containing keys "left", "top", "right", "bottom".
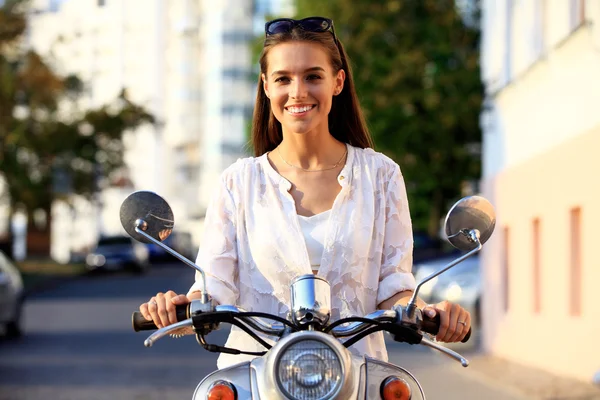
{"left": 467, "top": 353, "right": 600, "bottom": 400}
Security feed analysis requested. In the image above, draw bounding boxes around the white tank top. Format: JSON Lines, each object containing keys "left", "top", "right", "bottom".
{"left": 298, "top": 210, "right": 331, "bottom": 273}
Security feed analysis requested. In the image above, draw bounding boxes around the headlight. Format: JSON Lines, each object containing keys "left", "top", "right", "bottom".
{"left": 276, "top": 339, "right": 343, "bottom": 399}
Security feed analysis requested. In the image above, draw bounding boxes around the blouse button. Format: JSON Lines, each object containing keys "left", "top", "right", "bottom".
{"left": 339, "top": 175, "right": 345, "bottom": 181}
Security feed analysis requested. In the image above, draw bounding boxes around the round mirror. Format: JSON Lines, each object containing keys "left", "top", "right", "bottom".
{"left": 119, "top": 191, "right": 174, "bottom": 244}
{"left": 444, "top": 195, "right": 496, "bottom": 251}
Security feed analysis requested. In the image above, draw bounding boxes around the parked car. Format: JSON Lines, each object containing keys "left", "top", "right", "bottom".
{"left": 86, "top": 235, "right": 150, "bottom": 274}
{"left": 0, "top": 250, "right": 24, "bottom": 338}
{"left": 413, "top": 254, "right": 481, "bottom": 325}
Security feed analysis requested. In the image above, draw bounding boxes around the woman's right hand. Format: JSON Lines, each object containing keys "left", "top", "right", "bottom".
{"left": 139, "top": 290, "right": 204, "bottom": 329}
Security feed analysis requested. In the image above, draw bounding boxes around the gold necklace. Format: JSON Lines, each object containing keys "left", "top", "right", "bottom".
{"left": 276, "top": 147, "right": 348, "bottom": 172}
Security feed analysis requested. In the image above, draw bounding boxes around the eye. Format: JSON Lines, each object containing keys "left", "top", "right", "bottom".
{"left": 307, "top": 74, "right": 322, "bottom": 80}
{"left": 274, "top": 76, "right": 290, "bottom": 83}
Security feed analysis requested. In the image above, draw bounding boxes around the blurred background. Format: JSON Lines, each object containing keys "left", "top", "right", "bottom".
{"left": 0, "top": 0, "right": 599, "bottom": 399}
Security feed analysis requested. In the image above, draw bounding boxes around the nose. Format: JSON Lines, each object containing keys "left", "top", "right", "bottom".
{"left": 289, "top": 79, "right": 308, "bottom": 99}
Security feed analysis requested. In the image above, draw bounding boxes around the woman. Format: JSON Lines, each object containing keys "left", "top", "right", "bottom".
{"left": 139, "top": 17, "right": 471, "bottom": 369}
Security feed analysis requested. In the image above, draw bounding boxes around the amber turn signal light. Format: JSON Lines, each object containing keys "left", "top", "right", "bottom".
{"left": 207, "top": 380, "right": 237, "bottom": 400}
{"left": 381, "top": 376, "right": 412, "bottom": 400}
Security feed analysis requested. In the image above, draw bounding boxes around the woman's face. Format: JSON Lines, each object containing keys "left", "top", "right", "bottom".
{"left": 262, "top": 41, "right": 345, "bottom": 137}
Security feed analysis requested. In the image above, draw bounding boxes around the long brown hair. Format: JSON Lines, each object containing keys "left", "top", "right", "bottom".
{"left": 251, "top": 24, "right": 374, "bottom": 157}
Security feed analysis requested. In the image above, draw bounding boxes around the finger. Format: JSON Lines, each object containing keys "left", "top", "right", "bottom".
{"left": 171, "top": 294, "right": 192, "bottom": 305}
{"left": 139, "top": 302, "right": 151, "bottom": 321}
{"left": 187, "top": 290, "right": 205, "bottom": 301}
{"left": 457, "top": 311, "right": 472, "bottom": 342}
{"left": 155, "top": 292, "right": 170, "bottom": 328}
{"left": 422, "top": 305, "right": 436, "bottom": 318}
{"left": 436, "top": 302, "right": 451, "bottom": 341}
{"left": 441, "top": 303, "right": 462, "bottom": 342}
{"left": 164, "top": 290, "right": 179, "bottom": 325}
{"left": 449, "top": 308, "right": 470, "bottom": 342}
{"left": 146, "top": 296, "right": 161, "bottom": 328}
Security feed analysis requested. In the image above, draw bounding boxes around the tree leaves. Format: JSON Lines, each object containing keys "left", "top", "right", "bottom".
{"left": 0, "top": 1, "right": 154, "bottom": 224}
{"left": 295, "top": 0, "right": 483, "bottom": 235}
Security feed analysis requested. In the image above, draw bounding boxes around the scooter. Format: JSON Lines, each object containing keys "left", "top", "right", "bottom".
{"left": 120, "top": 192, "right": 495, "bottom": 400}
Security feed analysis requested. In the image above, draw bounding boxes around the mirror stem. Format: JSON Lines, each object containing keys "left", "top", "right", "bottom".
{"left": 406, "top": 229, "right": 482, "bottom": 318}
{"left": 134, "top": 220, "right": 209, "bottom": 303}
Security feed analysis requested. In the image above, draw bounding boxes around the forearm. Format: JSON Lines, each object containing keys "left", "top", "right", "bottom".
{"left": 377, "top": 290, "right": 428, "bottom": 310}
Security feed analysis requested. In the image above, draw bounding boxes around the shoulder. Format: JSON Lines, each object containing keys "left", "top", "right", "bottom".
{"left": 219, "top": 155, "right": 266, "bottom": 189}
{"left": 352, "top": 146, "right": 401, "bottom": 176}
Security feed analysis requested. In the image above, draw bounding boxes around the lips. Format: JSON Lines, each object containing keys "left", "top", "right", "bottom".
{"left": 285, "top": 105, "right": 315, "bottom": 115}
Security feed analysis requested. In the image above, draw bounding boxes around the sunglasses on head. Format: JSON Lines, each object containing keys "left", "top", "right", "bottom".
{"left": 265, "top": 17, "right": 337, "bottom": 42}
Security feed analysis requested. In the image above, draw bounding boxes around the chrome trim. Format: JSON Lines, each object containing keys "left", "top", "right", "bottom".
{"left": 406, "top": 238, "right": 482, "bottom": 317}
{"left": 381, "top": 376, "right": 412, "bottom": 399}
{"left": 193, "top": 362, "right": 253, "bottom": 400}
{"left": 134, "top": 222, "right": 209, "bottom": 303}
{"left": 207, "top": 380, "right": 237, "bottom": 396}
{"left": 290, "top": 274, "right": 332, "bottom": 327}
{"left": 215, "top": 305, "right": 286, "bottom": 336}
{"left": 330, "top": 310, "right": 397, "bottom": 337}
{"left": 363, "top": 357, "right": 425, "bottom": 400}
{"left": 252, "top": 331, "right": 356, "bottom": 399}
{"left": 144, "top": 319, "right": 193, "bottom": 347}
{"left": 274, "top": 338, "right": 344, "bottom": 399}
{"left": 420, "top": 338, "right": 470, "bottom": 367}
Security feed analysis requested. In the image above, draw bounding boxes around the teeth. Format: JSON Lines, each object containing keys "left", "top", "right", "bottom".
{"left": 287, "top": 105, "right": 313, "bottom": 113}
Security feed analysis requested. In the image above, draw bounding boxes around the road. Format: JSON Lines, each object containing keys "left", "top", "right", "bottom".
{"left": 0, "top": 264, "right": 526, "bottom": 400}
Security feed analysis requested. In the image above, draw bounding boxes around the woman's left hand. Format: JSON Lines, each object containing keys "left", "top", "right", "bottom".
{"left": 422, "top": 300, "right": 471, "bottom": 342}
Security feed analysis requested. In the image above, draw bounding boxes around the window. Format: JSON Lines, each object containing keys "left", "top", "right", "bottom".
{"left": 533, "top": 218, "right": 541, "bottom": 313}
{"left": 503, "top": 227, "right": 510, "bottom": 312}
{"left": 505, "top": 0, "right": 514, "bottom": 82}
{"left": 49, "top": 0, "right": 64, "bottom": 12}
{"left": 570, "top": 208, "right": 582, "bottom": 316}
{"left": 533, "top": 0, "right": 547, "bottom": 57}
{"left": 569, "top": 0, "right": 586, "bottom": 30}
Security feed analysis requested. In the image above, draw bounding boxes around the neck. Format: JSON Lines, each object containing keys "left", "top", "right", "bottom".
{"left": 277, "top": 131, "right": 346, "bottom": 170}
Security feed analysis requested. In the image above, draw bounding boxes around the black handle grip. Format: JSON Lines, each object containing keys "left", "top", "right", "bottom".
{"left": 421, "top": 313, "right": 472, "bottom": 343}
{"left": 132, "top": 304, "right": 190, "bottom": 332}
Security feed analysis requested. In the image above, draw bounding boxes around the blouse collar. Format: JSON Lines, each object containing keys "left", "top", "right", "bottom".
{"left": 259, "top": 143, "right": 355, "bottom": 191}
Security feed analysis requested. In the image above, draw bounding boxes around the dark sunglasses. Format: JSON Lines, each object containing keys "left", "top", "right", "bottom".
{"left": 265, "top": 17, "right": 337, "bottom": 42}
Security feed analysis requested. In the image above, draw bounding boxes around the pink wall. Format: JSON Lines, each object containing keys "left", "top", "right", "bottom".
{"left": 481, "top": 127, "right": 600, "bottom": 382}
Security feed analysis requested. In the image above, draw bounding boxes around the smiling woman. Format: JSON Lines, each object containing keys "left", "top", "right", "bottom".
{"left": 140, "top": 16, "right": 474, "bottom": 371}
{"left": 262, "top": 43, "right": 345, "bottom": 147}
{"left": 252, "top": 17, "right": 373, "bottom": 158}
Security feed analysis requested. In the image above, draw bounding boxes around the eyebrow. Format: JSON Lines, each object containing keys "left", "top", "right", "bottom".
{"left": 270, "top": 66, "right": 326, "bottom": 77}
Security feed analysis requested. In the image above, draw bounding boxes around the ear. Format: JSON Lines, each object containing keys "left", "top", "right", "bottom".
{"left": 334, "top": 69, "right": 346, "bottom": 96}
{"left": 262, "top": 73, "right": 270, "bottom": 99}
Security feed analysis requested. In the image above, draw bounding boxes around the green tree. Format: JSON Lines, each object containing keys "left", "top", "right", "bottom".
{"left": 294, "top": 0, "right": 483, "bottom": 237}
{"left": 0, "top": 0, "right": 154, "bottom": 256}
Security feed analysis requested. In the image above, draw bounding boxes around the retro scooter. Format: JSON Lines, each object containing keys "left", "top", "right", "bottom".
{"left": 120, "top": 192, "right": 495, "bottom": 399}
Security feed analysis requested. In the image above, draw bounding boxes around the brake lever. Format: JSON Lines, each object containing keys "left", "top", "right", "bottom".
{"left": 144, "top": 319, "right": 194, "bottom": 347}
{"left": 143, "top": 306, "right": 220, "bottom": 347}
{"left": 420, "top": 337, "right": 469, "bottom": 367}
{"left": 392, "top": 305, "right": 469, "bottom": 367}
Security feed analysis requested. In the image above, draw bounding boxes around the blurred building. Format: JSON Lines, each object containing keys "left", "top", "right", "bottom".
{"left": 480, "top": 0, "right": 599, "bottom": 383}
{"left": 23, "top": 0, "right": 292, "bottom": 262}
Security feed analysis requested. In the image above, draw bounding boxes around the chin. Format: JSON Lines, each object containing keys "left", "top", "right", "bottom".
{"left": 282, "top": 124, "right": 313, "bottom": 135}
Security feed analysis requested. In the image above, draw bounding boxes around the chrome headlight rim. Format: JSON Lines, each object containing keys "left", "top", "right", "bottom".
{"left": 274, "top": 336, "right": 345, "bottom": 400}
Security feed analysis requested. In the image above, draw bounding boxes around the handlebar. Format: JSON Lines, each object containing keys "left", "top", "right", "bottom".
{"left": 132, "top": 304, "right": 287, "bottom": 336}
{"left": 132, "top": 302, "right": 471, "bottom": 344}
{"left": 421, "top": 313, "right": 472, "bottom": 343}
{"left": 132, "top": 304, "right": 190, "bottom": 332}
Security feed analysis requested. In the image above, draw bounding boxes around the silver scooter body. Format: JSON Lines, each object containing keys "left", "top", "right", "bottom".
{"left": 192, "top": 330, "right": 426, "bottom": 399}
{"left": 121, "top": 192, "right": 496, "bottom": 400}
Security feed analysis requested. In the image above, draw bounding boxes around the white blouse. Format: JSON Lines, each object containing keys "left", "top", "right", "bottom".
{"left": 188, "top": 143, "right": 416, "bottom": 369}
